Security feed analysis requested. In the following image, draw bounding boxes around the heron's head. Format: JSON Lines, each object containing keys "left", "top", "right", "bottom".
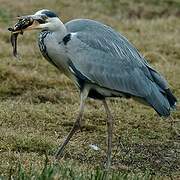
{"left": 13, "top": 9, "right": 63, "bottom": 32}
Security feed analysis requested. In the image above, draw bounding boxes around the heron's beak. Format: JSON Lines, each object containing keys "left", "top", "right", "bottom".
{"left": 23, "top": 20, "right": 42, "bottom": 31}
{"left": 10, "top": 15, "right": 47, "bottom": 34}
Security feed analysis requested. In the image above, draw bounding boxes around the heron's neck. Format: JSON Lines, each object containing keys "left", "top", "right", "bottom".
{"left": 52, "top": 20, "right": 67, "bottom": 40}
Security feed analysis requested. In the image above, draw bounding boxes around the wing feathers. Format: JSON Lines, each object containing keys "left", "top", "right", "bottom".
{"left": 64, "top": 19, "right": 176, "bottom": 116}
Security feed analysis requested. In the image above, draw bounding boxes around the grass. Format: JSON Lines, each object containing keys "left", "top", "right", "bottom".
{"left": 7, "top": 159, "right": 156, "bottom": 180}
{"left": 0, "top": 0, "right": 180, "bottom": 179}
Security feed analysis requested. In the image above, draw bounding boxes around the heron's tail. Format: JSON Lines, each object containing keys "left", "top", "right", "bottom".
{"left": 164, "top": 88, "right": 177, "bottom": 109}
{"left": 145, "top": 84, "right": 177, "bottom": 117}
{"left": 144, "top": 64, "right": 177, "bottom": 117}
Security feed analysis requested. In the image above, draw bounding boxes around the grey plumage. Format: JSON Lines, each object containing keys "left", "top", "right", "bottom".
{"left": 38, "top": 18, "right": 176, "bottom": 117}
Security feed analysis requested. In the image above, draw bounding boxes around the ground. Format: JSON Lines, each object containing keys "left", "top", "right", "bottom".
{"left": 0, "top": 0, "right": 179, "bottom": 179}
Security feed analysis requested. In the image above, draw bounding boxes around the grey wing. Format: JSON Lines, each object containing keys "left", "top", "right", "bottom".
{"left": 65, "top": 19, "right": 169, "bottom": 98}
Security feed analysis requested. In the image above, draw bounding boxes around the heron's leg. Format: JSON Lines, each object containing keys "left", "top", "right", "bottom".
{"left": 55, "top": 90, "right": 88, "bottom": 159}
{"left": 102, "top": 99, "right": 113, "bottom": 169}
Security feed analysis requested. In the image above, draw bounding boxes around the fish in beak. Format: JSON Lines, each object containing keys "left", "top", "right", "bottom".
{"left": 8, "top": 15, "right": 47, "bottom": 57}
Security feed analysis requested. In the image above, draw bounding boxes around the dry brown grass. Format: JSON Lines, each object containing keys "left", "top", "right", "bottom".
{"left": 0, "top": 0, "right": 179, "bottom": 178}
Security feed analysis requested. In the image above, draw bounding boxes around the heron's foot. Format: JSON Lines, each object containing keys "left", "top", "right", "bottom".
{"left": 79, "top": 121, "right": 85, "bottom": 132}
{"left": 54, "top": 148, "right": 64, "bottom": 160}
{"left": 104, "top": 155, "right": 112, "bottom": 170}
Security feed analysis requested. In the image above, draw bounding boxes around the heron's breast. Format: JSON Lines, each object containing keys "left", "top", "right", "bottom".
{"left": 38, "top": 31, "right": 70, "bottom": 76}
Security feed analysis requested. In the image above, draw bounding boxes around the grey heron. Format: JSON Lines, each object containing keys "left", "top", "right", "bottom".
{"left": 11, "top": 9, "right": 177, "bottom": 169}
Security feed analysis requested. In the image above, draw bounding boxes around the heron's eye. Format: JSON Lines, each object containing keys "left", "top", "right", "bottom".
{"left": 36, "top": 15, "right": 48, "bottom": 24}
{"left": 36, "top": 19, "right": 46, "bottom": 24}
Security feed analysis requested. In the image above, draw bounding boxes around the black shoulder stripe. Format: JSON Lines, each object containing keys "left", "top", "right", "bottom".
{"left": 63, "top": 34, "right": 71, "bottom": 45}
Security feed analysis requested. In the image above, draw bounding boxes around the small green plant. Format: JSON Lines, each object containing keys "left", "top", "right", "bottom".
{"left": 7, "top": 160, "right": 155, "bottom": 180}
